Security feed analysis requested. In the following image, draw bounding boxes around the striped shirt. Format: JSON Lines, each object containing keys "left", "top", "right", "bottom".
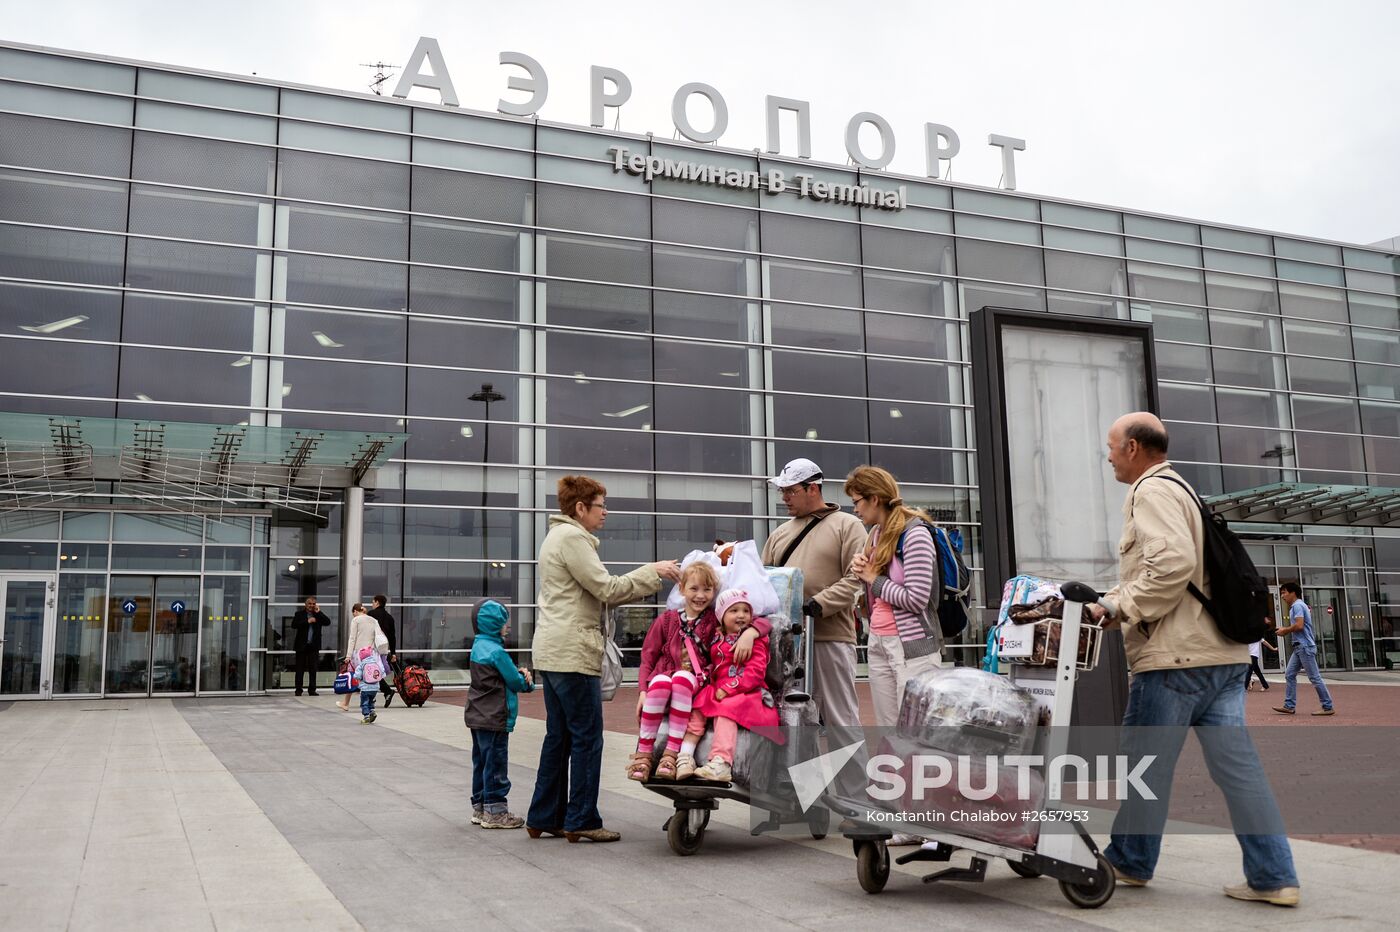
{"left": 868, "top": 523, "right": 939, "bottom": 648}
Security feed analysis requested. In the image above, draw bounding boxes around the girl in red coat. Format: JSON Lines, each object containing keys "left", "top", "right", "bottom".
{"left": 628, "top": 564, "right": 769, "bottom": 782}
{"left": 692, "top": 588, "right": 781, "bottom": 782}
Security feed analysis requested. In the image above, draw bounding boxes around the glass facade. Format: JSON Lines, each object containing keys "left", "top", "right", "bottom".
{"left": 1, "top": 42, "right": 1398, "bottom": 693}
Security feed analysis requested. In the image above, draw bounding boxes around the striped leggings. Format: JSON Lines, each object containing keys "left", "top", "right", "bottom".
{"left": 636, "top": 670, "right": 703, "bottom": 756}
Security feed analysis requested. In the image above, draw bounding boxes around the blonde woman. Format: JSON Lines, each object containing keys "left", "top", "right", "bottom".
{"left": 844, "top": 466, "right": 944, "bottom": 727}
{"left": 337, "top": 603, "right": 378, "bottom": 712}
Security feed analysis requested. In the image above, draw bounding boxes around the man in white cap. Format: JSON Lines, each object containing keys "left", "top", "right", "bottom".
{"left": 761, "top": 458, "right": 867, "bottom": 734}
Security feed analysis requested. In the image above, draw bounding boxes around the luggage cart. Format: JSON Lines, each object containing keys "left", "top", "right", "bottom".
{"left": 827, "top": 581, "right": 1118, "bottom": 909}
{"left": 643, "top": 584, "right": 826, "bottom": 857}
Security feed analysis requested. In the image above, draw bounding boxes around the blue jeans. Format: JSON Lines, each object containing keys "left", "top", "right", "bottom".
{"left": 1283, "top": 647, "right": 1333, "bottom": 712}
{"left": 359, "top": 686, "right": 377, "bottom": 718}
{"left": 471, "top": 728, "right": 511, "bottom": 814}
{"left": 1104, "top": 664, "right": 1298, "bottom": 890}
{"left": 527, "top": 671, "right": 603, "bottom": 832}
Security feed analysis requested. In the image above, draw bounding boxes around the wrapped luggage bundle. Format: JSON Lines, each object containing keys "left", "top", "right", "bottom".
{"left": 896, "top": 667, "right": 1037, "bottom": 758}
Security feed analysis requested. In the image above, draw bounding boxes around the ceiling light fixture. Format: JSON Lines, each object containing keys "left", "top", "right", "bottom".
{"left": 312, "top": 331, "right": 344, "bottom": 348}
{"left": 602, "top": 404, "right": 650, "bottom": 418}
{"left": 20, "top": 315, "right": 88, "bottom": 334}
{"left": 573, "top": 371, "right": 591, "bottom": 384}
{"left": 230, "top": 355, "right": 252, "bottom": 367}
{"left": 135, "top": 393, "right": 154, "bottom": 402}
{"left": 889, "top": 408, "right": 904, "bottom": 418}
{"left": 805, "top": 428, "right": 819, "bottom": 440}
{"left": 460, "top": 425, "right": 474, "bottom": 438}
{"left": 281, "top": 384, "right": 292, "bottom": 397}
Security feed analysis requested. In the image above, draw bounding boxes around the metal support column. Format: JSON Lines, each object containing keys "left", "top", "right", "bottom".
{"left": 341, "top": 485, "right": 365, "bottom": 637}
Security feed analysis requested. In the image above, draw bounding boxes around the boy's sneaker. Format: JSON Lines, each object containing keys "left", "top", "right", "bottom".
{"left": 675, "top": 752, "right": 697, "bottom": 780}
{"left": 694, "top": 756, "right": 731, "bottom": 782}
{"left": 360, "top": 716, "right": 371, "bottom": 724}
{"left": 480, "top": 811, "right": 525, "bottom": 830}
{"left": 471, "top": 808, "right": 484, "bottom": 825}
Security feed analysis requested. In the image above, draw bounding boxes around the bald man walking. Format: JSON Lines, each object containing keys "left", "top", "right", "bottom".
{"left": 1088, "top": 413, "right": 1300, "bottom": 906}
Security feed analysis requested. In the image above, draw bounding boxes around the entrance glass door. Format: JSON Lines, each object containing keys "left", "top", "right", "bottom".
{"left": 105, "top": 576, "right": 199, "bottom": 695}
{"left": 0, "top": 574, "right": 56, "bottom": 698}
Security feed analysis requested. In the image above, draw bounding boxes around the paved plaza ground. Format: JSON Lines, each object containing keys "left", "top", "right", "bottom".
{"left": 0, "top": 672, "right": 1395, "bottom": 931}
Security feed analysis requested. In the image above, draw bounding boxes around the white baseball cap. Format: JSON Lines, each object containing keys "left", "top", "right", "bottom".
{"left": 769, "top": 457, "right": 823, "bottom": 489}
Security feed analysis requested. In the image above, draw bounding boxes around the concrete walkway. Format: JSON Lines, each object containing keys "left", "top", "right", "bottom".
{"left": 0, "top": 694, "right": 1393, "bottom": 931}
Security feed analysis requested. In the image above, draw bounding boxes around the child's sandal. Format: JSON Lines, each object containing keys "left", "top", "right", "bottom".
{"left": 653, "top": 753, "right": 679, "bottom": 781}
{"left": 675, "top": 753, "right": 697, "bottom": 780}
{"left": 626, "top": 752, "right": 653, "bottom": 782}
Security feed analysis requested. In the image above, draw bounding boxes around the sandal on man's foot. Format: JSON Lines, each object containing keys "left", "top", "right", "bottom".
{"left": 653, "top": 752, "right": 679, "bottom": 781}
{"left": 626, "top": 752, "right": 653, "bottom": 782}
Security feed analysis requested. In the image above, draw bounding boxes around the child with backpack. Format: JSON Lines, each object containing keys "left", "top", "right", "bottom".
{"left": 354, "top": 645, "right": 385, "bottom": 724}
{"left": 463, "top": 600, "right": 534, "bottom": 829}
{"left": 691, "top": 589, "right": 781, "bottom": 782}
{"left": 629, "top": 563, "right": 772, "bottom": 782}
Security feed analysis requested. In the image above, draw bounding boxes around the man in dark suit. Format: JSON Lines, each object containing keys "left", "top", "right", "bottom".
{"left": 291, "top": 596, "right": 331, "bottom": 695}
{"left": 369, "top": 593, "right": 399, "bottom": 706}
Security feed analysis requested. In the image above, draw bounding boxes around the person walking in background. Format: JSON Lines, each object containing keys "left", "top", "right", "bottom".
{"left": 526, "top": 475, "right": 680, "bottom": 843}
{"left": 291, "top": 597, "right": 330, "bottom": 696}
{"left": 1273, "top": 583, "right": 1335, "bottom": 716}
{"left": 464, "top": 600, "right": 534, "bottom": 829}
{"left": 339, "top": 603, "right": 382, "bottom": 713}
{"left": 369, "top": 594, "right": 398, "bottom": 707}
{"left": 1088, "top": 412, "right": 1299, "bottom": 907}
{"left": 1245, "top": 637, "right": 1276, "bottom": 691}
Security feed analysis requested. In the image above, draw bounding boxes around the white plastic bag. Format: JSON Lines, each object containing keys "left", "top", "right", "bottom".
{"left": 600, "top": 612, "right": 623, "bottom": 701}
{"left": 723, "top": 541, "right": 781, "bottom": 617}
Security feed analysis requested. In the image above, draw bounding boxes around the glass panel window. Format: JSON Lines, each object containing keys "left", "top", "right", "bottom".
{"left": 1125, "top": 214, "right": 1199, "bottom": 244}
{"left": 1357, "top": 364, "right": 1399, "bottom": 401}
{"left": 113, "top": 513, "right": 203, "bottom": 542}
{"left": 415, "top": 108, "right": 533, "bottom": 148}
{"left": 1347, "top": 292, "right": 1399, "bottom": 330}
{"left": 54, "top": 573, "right": 106, "bottom": 694}
{"left": 278, "top": 358, "right": 406, "bottom": 416}
{"left": 409, "top": 266, "right": 518, "bottom": 321}
{"left": 120, "top": 294, "right": 257, "bottom": 353}
{"left": 110, "top": 544, "right": 202, "bottom": 571}
{"left": 284, "top": 253, "right": 407, "bottom": 311}
{"left": 1211, "top": 348, "right": 1285, "bottom": 390}
{"left": 201, "top": 576, "right": 250, "bottom": 691}
{"left": 277, "top": 150, "right": 409, "bottom": 211}
{"left": 1044, "top": 250, "right": 1127, "bottom": 297}
{"left": 762, "top": 212, "right": 860, "bottom": 263}
{"left": 953, "top": 189, "right": 1038, "bottom": 221}
{"left": 957, "top": 241, "right": 1043, "bottom": 285}
{"left": 0, "top": 48, "right": 134, "bottom": 93}
{"left": 1210, "top": 309, "right": 1283, "bottom": 352}
{"left": 1217, "top": 387, "right": 1291, "bottom": 429}
{"left": 864, "top": 269, "right": 958, "bottom": 317}
{"left": 125, "top": 239, "right": 265, "bottom": 300}
{"left": 135, "top": 100, "right": 276, "bottom": 145}
{"left": 955, "top": 215, "right": 1039, "bottom": 245}
{"left": 1206, "top": 272, "right": 1278, "bottom": 314}
{"left": 287, "top": 204, "right": 407, "bottom": 260}
{"left": 1041, "top": 202, "right": 1120, "bottom": 232}
{"left": 1126, "top": 238, "right": 1200, "bottom": 266}
{"left": 1283, "top": 318, "right": 1352, "bottom": 360}
{"left": 654, "top": 245, "right": 749, "bottom": 295}
{"left": 861, "top": 227, "right": 957, "bottom": 275}
{"left": 0, "top": 227, "right": 124, "bottom": 287}
{"left": 1294, "top": 395, "right": 1360, "bottom": 433}
{"left": 1156, "top": 342, "right": 1212, "bottom": 382}
{"left": 1275, "top": 238, "right": 1341, "bottom": 265}
{"left": 1203, "top": 249, "right": 1273, "bottom": 276}
{"left": 538, "top": 184, "right": 649, "bottom": 238}
{"left": 653, "top": 200, "right": 756, "bottom": 251}
{"left": 132, "top": 132, "right": 275, "bottom": 196}
{"left": 138, "top": 69, "right": 276, "bottom": 111}
{"left": 129, "top": 185, "right": 268, "bottom": 246}
{"left": 411, "top": 166, "right": 533, "bottom": 225}
{"left": 280, "top": 120, "right": 409, "bottom": 161}
{"left": 1128, "top": 261, "right": 1204, "bottom": 305}
{"left": 1202, "top": 226, "right": 1270, "bottom": 254}
{"left": 1288, "top": 356, "right": 1355, "bottom": 396}
{"left": 0, "top": 113, "right": 132, "bottom": 177}
{"left": 865, "top": 312, "right": 960, "bottom": 360}
{"left": 1043, "top": 226, "right": 1122, "bottom": 254}
{"left": 546, "top": 281, "right": 651, "bottom": 333}
{"left": 0, "top": 170, "right": 128, "bottom": 232}
{"left": 0, "top": 81, "right": 131, "bottom": 123}
{"left": 544, "top": 233, "right": 649, "bottom": 285}
{"left": 1280, "top": 282, "right": 1348, "bottom": 322}
{"left": 62, "top": 512, "right": 111, "bottom": 540}
{"left": 1159, "top": 383, "right": 1216, "bottom": 422}
{"left": 0, "top": 542, "right": 56, "bottom": 570}
{"left": 57, "top": 543, "right": 107, "bottom": 570}
{"left": 1277, "top": 259, "right": 1345, "bottom": 288}
{"left": 770, "top": 257, "right": 861, "bottom": 308}
{"left": 284, "top": 306, "right": 406, "bottom": 363}
{"left": 1143, "top": 304, "right": 1208, "bottom": 343}
{"left": 771, "top": 349, "right": 865, "bottom": 398}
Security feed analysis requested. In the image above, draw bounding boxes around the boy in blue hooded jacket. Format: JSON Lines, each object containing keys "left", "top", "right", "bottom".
{"left": 464, "top": 600, "right": 534, "bottom": 829}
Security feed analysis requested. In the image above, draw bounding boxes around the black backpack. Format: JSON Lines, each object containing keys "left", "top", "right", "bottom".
{"left": 1146, "top": 475, "right": 1272, "bottom": 645}
{"left": 895, "top": 519, "right": 971, "bottom": 639}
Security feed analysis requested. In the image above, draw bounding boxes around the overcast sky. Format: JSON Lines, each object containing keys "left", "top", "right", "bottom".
{"left": 6, "top": 0, "right": 1398, "bottom": 247}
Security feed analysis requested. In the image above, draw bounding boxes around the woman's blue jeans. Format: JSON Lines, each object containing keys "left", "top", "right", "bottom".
{"left": 1104, "top": 664, "right": 1298, "bottom": 890}
{"left": 527, "top": 671, "right": 604, "bottom": 832}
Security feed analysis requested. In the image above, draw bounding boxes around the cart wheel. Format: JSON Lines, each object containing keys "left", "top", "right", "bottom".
{"left": 1059, "top": 853, "right": 1115, "bottom": 909}
{"left": 667, "top": 809, "right": 707, "bottom": 857}
{"left": 856, "top": 840, "right": 890, "bottom": 894}
{"left": 1007, "top": 859, "right": 1042, "bottom": 879}
{"left": 808, "top": 807, "right": 830, "bottom": 840}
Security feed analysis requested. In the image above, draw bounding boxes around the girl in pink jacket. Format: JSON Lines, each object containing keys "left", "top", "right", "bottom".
{"left": 628, "top": 565, "right": 770, "bottom": 782}
{"left": 691, "top": 589, "right": 781, "bottom": 782}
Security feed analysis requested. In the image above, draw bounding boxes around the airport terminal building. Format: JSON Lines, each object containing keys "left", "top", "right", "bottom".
{"left": 0, "top": 41, "right": 1397, "bottom": 699}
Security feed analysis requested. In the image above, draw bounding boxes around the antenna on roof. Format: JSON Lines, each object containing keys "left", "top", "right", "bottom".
{"left": 361, "top": 61, "right": 400, "bottom": 96}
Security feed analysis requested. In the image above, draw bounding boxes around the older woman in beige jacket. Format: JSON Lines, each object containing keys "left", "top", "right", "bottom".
{"left": 525, "top": 475, "right": 679, "bottom": 843}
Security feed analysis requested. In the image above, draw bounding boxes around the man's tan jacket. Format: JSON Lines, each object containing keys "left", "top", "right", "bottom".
{"left": 1107, "top": 462, "right": 1248, "bottom": 672}
{"left": 761, "top": 503, "right": 867, "bottom": 643}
